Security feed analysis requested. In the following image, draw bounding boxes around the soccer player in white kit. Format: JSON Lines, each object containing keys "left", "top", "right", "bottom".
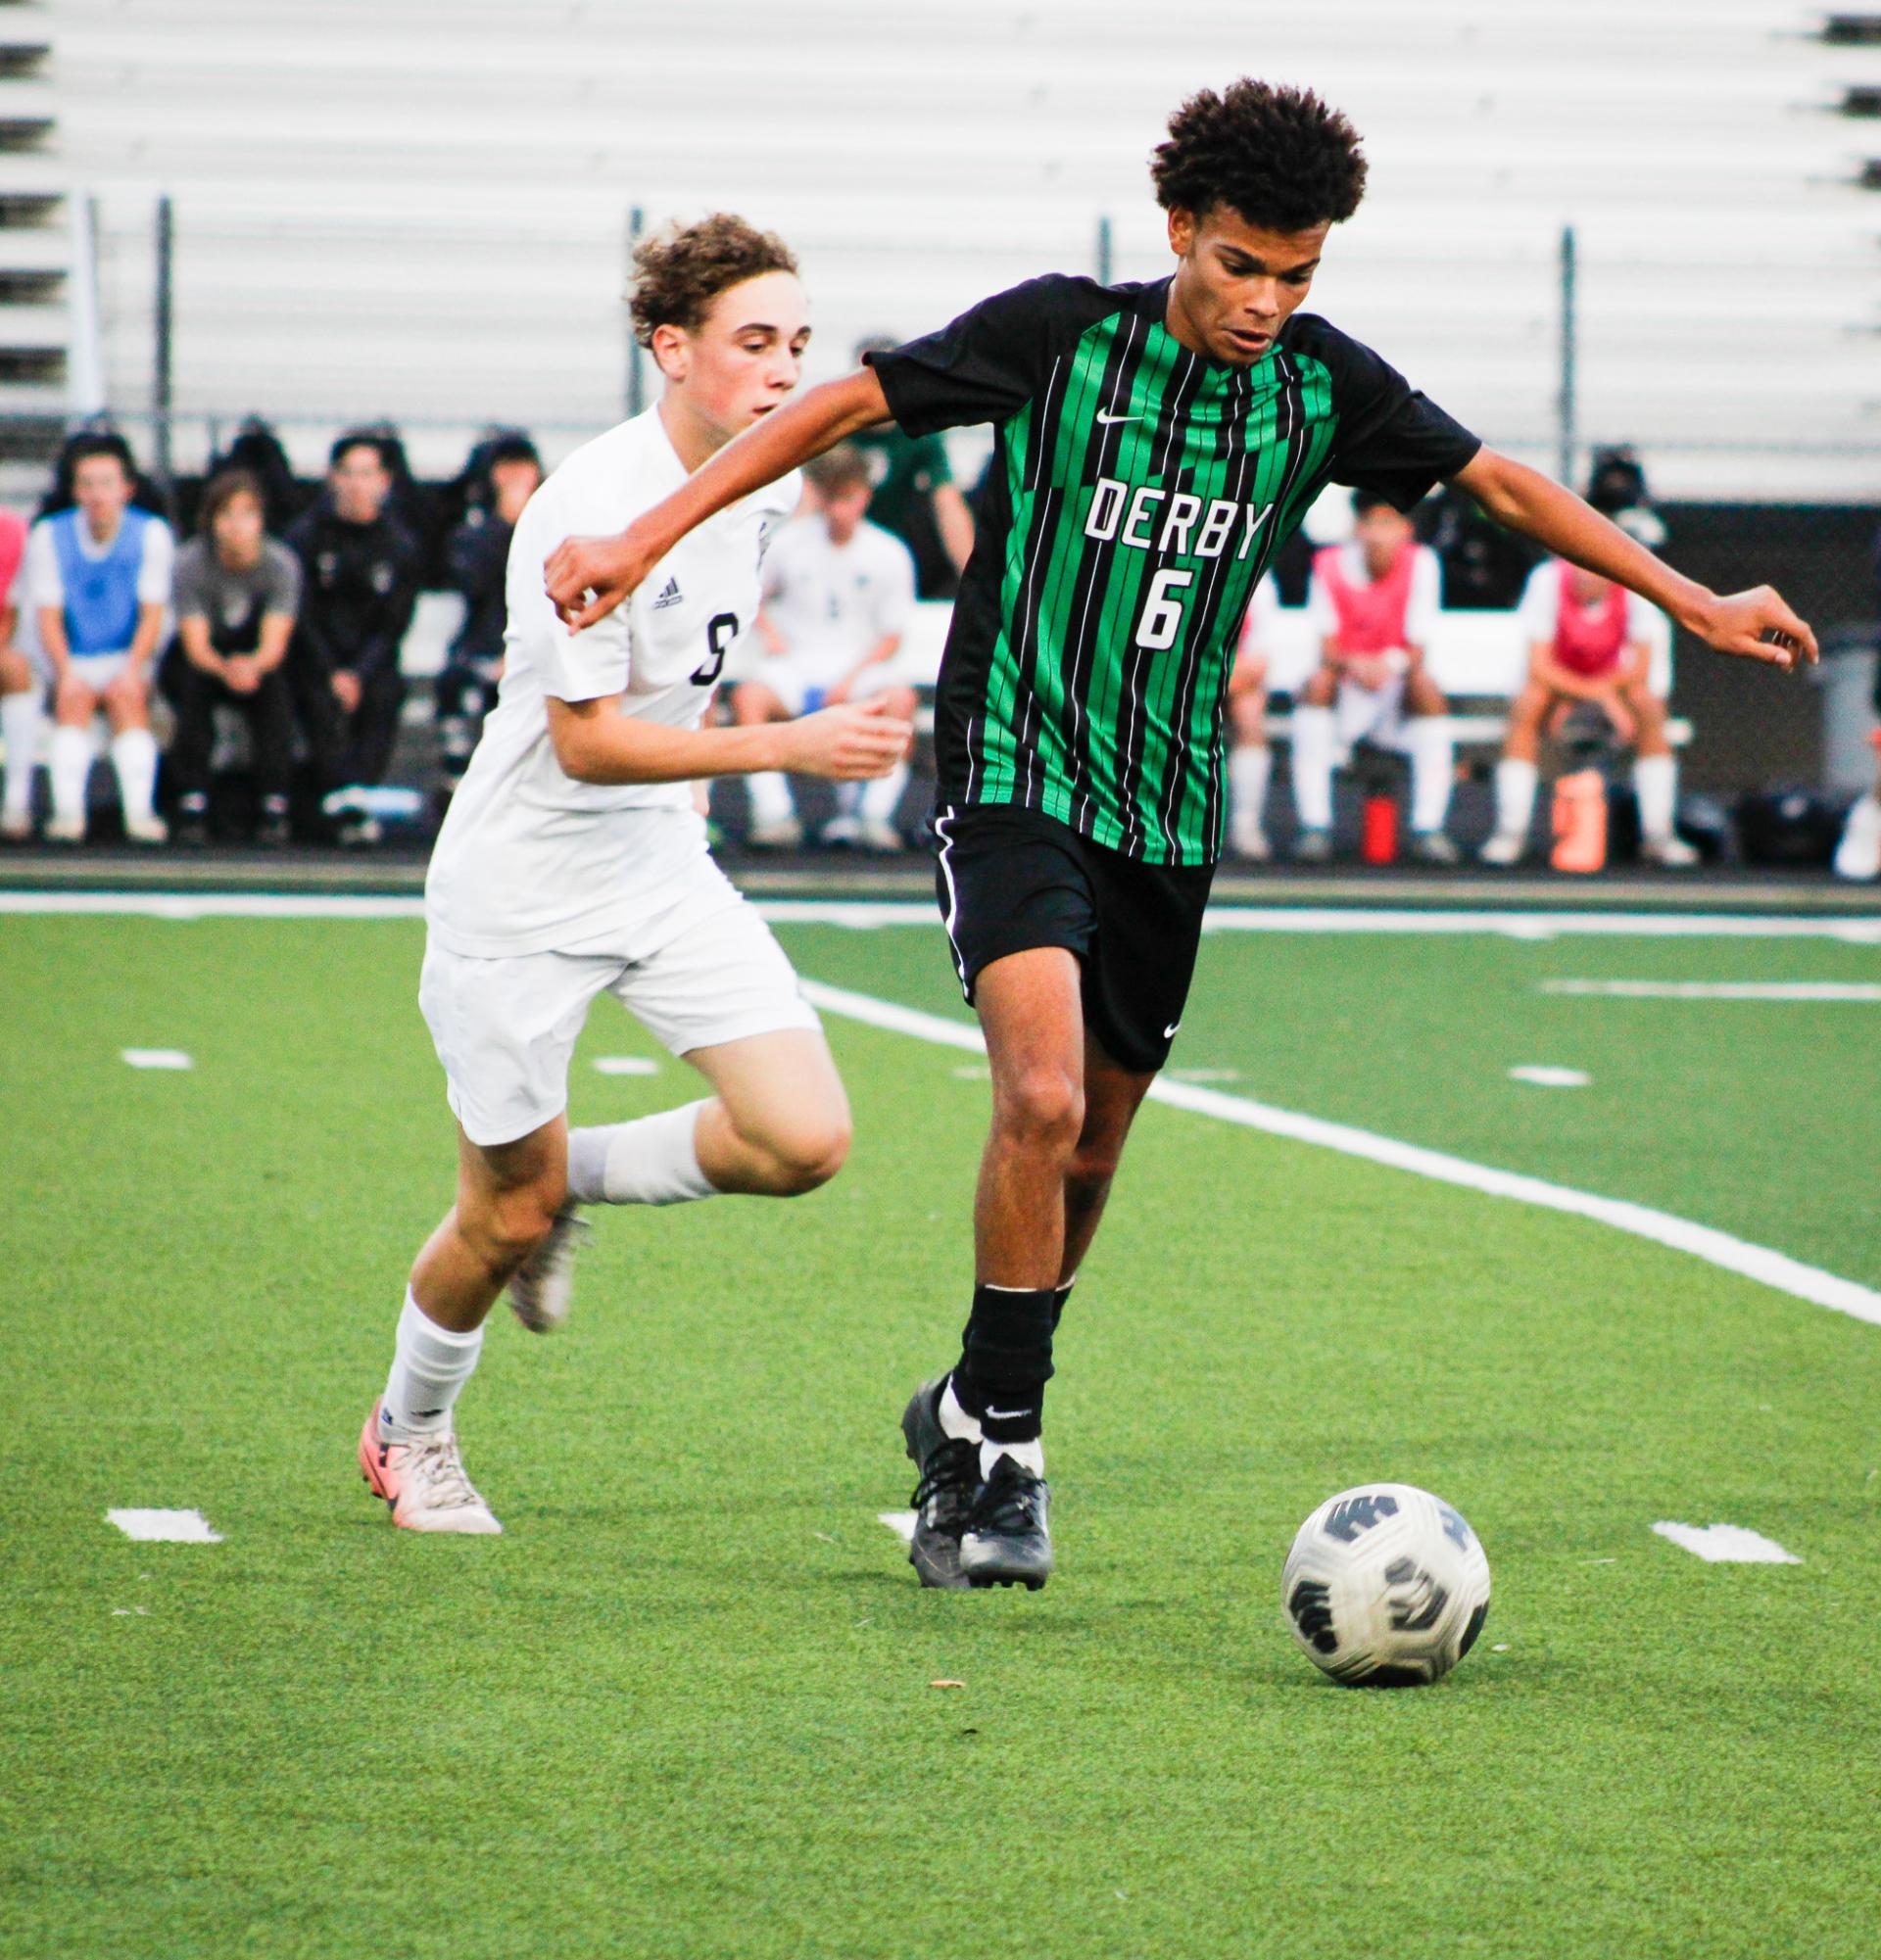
{"left": 359, "top": 215, "right": 913, "bottom": 1533}
{"left": 735, "top": 443, "right": 918, "bottom": 849}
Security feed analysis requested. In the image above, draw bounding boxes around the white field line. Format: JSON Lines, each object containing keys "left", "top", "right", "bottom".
{"left": 1543, "top": 980, "right": 1881, "bottom": 1002}
{"left": 797, "top": 979, "right": 1881, "bottom": 1332}
{"left": 593, "top": 1055, "right": 660, "bottom": 1076}
{"left": 1508, "top": 1065, "right": 1591, "bottom": 1087}
{"left": 106, "top": 1507, "right": 222, "bottom": 1543}
{"left": 2, "top": 890, "right": 1880, "bottom": 941}
{"left": 878, "top": 1510, "right": 917, "bottom": 1544}
{"left": 1652, "top": 1522, "right": 1800, "bottom": 1564}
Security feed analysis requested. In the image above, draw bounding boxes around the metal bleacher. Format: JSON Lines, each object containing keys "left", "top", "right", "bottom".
{"left": 11, "top": 0, "right": 1873, "bottom": 502}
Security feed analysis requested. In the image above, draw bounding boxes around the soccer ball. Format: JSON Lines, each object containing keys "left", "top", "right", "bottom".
{"left": 1281, "top": 1483, "right": 1491, "bottom": 1687}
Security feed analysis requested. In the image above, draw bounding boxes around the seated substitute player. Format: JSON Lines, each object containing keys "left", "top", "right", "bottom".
{"left": 358, "top": 215, "right": 912, "bottom": 1533}
{"left": 29, "top": 433, "right": 174, "bottom": 844}
{"left": 545, "top": 81, "right": 1813, "bottom": 1590}
{"left": 1290, "top": 488, "right": 1456, "bottom": 864}
{"left": 1480, "top": 557, "right": 1698, "bottom": 868}
{"left": 162, "top": 468, "right": 301, "bottom": 846}
{"left": 1227, "top": 572, "right": 1278, "bottom": 861}
{"left": 735, "top": 443, "right": 919, "bottom": 850}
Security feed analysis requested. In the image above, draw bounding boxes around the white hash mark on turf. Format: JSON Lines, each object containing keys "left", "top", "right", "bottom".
{"left": 1652, "top": 1521, "right": 1800, "bottom": 1564}
{"left": 593, "top": 1056, "right": 659, "bottom": 1076}
{"left": 1542, "top": 980, "right": 1881, "bottom": 1002}
{"left": 106, "top": 1507, "right": 222, "bottom": 1543}
{"left": 1509, "top": 1065, "right": 1591, "bottom": 1088}
{"left": 878, "top": 1510, "right": 917, "bottom": 1544}
{"left": 796, "top": 980, "right": 1881, "bottom": 1330}
{"left": 121, "top": 1048, "right": 192, "bottom": 1070}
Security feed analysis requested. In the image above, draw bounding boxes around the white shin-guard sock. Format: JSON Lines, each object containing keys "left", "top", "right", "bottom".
{"left": 1229, "top": 743, "right": 1272, "bottom": 832}
{"left": 111, "top": 727, "right": 159, "bottom": 823}
{"left": 859, "top": 760, "right": 909, "bottom": 823}
{"left": 50, "top": 724, "right": 91, "bottom": 825}
{"left": 1635, "top": 752, "right": 1677, "bottom": 839}
{"left": 747, "top": 770, "right": 795, "bottom": 826}
{"left": 380, "top": 1291, "right": 484, "bottom": 1440}
{"left": 1, "top": 690, "right": 40, "bottom": 814}
{"left": 1290, "top": 704, "right": 1336, "bottom": 831}
{"left": 1407, "top": 715, "right": 1456, "bottom": 833}
{"left": 1494, "top": 757, "right": 1538, "bottom": 839}
{"left": 566, "top": 1100, "right": 717, "bottom": 1207}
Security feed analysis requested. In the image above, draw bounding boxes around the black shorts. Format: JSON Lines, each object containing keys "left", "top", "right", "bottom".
{"left": 932, "top": 802, "right": 1216, "bottom": 1074}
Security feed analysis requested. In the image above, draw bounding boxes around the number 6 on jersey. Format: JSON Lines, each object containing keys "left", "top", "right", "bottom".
{"left": 1135, "top": 568, "right": 1193, "bottom": 650}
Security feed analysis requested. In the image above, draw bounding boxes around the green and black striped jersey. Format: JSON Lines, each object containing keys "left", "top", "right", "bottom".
{"left": 870, "top": 276, "right": 1480, "bottom": 864}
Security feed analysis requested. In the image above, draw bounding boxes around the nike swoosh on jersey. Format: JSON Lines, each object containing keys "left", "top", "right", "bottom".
{"left": 1094, "top": 408, "right": 1142, "bottom": 425}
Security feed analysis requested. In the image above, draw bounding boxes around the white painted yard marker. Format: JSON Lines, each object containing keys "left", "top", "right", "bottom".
{"left": 1651, "top": 1521, "right": 1799, "bottom": 1564}
{"left": 121, "top": 1048, "right": 192, "bottom": 1070}
{"left": 878, "top": 1510, "right": 916, "bottom": 1544}
{"left": 1509, "top": 1065, "right": 1590, "bottom": 1088}
{"left": 593, "top": 1056, "right": 659, "bottom": 1076}
{"left": 106, "top": 1507, "right": 222, "bottom": 1543}
{"left": 1542, "top": 980, "right": 1881, "bottom": 1002}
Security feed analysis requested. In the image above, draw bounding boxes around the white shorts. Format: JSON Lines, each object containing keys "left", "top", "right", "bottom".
{"left": 738, "top": 661, "right": 902, "bottom": 720}
{"left": 419, "top": 869, "right": 821, "bottom": 1147}
{"left": 1334, "top": 675, "right": 1408, "bottom": 752}
{"left": 66, "top": 653, "right": 132, "bottom": 693}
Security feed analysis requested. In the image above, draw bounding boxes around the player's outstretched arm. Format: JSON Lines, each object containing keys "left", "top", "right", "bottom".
{"left": 1451, "top": 449, "right": 1816, "bottom": 670}
{"left": 547, "top": 692, "right": 911, "bottom": 788}
{"left": 544, "top": 368, "right": 892, "bottom": 634}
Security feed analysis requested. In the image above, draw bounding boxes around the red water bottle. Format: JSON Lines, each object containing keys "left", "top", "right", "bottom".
{"left": 1361, "top": 791, "right": 1398, "bottom": 865}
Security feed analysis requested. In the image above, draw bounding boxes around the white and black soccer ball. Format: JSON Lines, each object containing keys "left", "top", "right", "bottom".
{"left": 1281, "top": 1483, "right": 1491, "bottom": 1687}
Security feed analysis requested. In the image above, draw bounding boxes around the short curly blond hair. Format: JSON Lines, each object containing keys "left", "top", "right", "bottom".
{"left": 629, "top": 214, "right": 799, "bottom": 349}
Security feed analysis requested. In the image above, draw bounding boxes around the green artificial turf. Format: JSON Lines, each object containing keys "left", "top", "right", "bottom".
{"left": 3, "top": 912, "right": 1878, "bottom": 1958}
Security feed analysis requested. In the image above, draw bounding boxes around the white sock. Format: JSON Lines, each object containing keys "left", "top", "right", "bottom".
{"left": 1290, "top": 704, "right": 1335, "bottom": 831}
{"left": 981, "top": 1437, "right": 1045, "bottom": 1480}
{"left": 1407, "top": 715, "right": 1455, "bottom": 833}
{"left": 938, "top": 1377, "right": 983, "bottom": 1444}
{"left": 1494, "top": 757, "right": 1538, "bottom": 839}
{"left": 380, "top": 1290, "right": 484, "bottom": 1440}
{"left": 1230, "top": 743, "right": 1272, "bottom": 835}
{"left": 1, "top": 690, "right": 40, "bottom": 815}
{"left": 566, "top": 1100, "right": 717, "bottom": 1206}
{"left": 1635, "top": 753, "right": 1677, "bottom": 840}
{"left": 859, "top": 760, "right": 909, "bottom": 824}
{"left": 748, "top": 770, "right": 795, "bottom": 826}
{"left": 50, "top": 725, "right": 92, "bottom": 825}
{"left": 111, "top": 727, "right": 159, "bottom": 823}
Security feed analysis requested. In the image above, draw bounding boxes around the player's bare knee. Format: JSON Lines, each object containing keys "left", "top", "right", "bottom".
{"left": 994, "top": 1063, "right": 1085, "bottom": 1156}
{"left": 461, "top": 1177, "right": 562, "bottom": 1274}
{"left": 770, "top": 1108, "right": 851, "bottom": 1194}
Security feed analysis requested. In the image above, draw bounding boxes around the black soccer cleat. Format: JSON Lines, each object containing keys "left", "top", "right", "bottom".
{"left": 901, "top": 1376, "right": 979, "bottom": 1591}
{"left": 958, "top": 1453, "right": 1053, "bottom": 1591}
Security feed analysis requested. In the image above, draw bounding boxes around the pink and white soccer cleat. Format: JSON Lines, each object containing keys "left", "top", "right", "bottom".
{"left": 358, "top": 1399, "right": 502, "bottom": 1534}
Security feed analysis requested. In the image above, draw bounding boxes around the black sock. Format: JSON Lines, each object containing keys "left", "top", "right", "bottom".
{"left": 951, "top": 1282, "right": 1056, "bottom": 1444}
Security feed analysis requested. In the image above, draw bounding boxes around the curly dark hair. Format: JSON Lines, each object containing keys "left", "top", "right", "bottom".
{"left": 1151, "top": 80, "right": 1368, "bottom": 231}
{"left": 630, "top": 214, "right": 799, "bottom": 348}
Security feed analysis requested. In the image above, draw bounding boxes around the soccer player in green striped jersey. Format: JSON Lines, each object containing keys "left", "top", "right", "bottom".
{"left": 546, "top": 80, "right": 1815, "bottom": 1592}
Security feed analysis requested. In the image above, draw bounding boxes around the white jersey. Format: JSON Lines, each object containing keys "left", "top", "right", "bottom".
{"left": 757, "top": 516, "right": 915, "bottom": 690}
{"left": 426, "top": 407, "right": 799, "bottom": 958}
